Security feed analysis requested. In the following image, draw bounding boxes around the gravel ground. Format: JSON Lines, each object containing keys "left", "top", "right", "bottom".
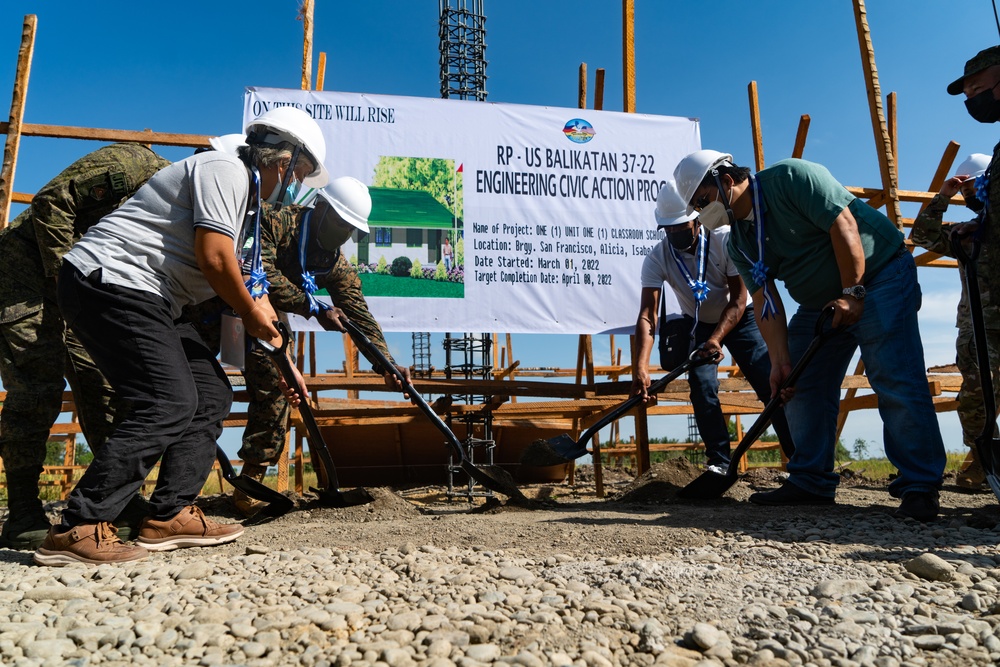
{"left": 1, "top": 461, "right": 999, "bottom": 667}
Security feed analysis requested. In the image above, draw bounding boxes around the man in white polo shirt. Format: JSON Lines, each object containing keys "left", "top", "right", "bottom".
{"left": 630, "top": 182, "right": 794, "bottom": 471}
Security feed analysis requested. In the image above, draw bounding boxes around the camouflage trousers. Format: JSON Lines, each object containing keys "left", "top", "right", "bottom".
{"left": 955, "top": 326, "right": 1000, "bottom": 448}
{"left": 188, "top": 299, "right": 289, "bottom": 466}
{"left": 0, "top": 298, "right": 119, "bottom": 473}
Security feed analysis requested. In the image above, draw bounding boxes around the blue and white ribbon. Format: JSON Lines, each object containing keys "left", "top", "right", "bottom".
{"left": 244, "top": 167, "right": 270, "bottom": 299}
{"left": 298, "top": 208, "right": 332, "bottom": 315}
{"left": 738, "top": 175, "right": 778, "bottom": 320}
{"left": 667, "top": 227, "right": 710, "bottom": 346}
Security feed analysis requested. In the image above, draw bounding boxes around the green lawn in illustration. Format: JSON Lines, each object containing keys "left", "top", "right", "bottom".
{"left": 358, "top": 274, "right": 465, "bottom": 298}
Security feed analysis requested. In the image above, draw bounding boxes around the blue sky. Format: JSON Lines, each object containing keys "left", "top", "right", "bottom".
{"left": 2, "top": 1, "right": 999, "bottom": 458}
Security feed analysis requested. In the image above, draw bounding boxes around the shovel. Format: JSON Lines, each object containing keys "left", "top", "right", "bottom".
{"left": 678, "top": 306, "right": 838, "bottom": 500}
{"left": 214, "top": 446, "right": 294, "bottom": 519}
{"left": 951, "top": 234, "right": 1000, "bottom": 500}
{"left": 256, "top": 323, "right": 375, "bottom": 508}
{"left": 340, "top": 318, "right": 532, "bottom": 504}
{"left": 519, "top": 348, "right": 722, "bottom": 467}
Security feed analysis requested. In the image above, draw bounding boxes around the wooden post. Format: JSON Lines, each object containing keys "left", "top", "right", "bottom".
{"left": 578, "top": 63, "right": 587, "bottom": 110}
{"left": 911, "top": 141, "right": 960, "bottom": 265}
{"left": 887, "top": 91, "right": 898, "bottom": 178}
{"left": 595, "top": 69, "right": 606, "bottom": 112}
{"left": 0, "top": 15, "right": 36, "bottom": 229}
{"left": 791, "top": 115, "right": 811, "bottom": 159}
{"left": 852, "top": 0, "right": 902, "bottom": 228}
{"left": 301, "top": 0, "right": 314, "bottom": 91}
{"left": 317, "top": 52, "right": 327, "bottom": 91}
{"left": 748, "top": 81, "right": 765, "bottom": 172}
{"left": 622, "top": 0, "right": 635, "bottom": 113}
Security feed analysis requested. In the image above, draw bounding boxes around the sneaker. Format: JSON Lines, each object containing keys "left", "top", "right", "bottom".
{"left": 957, "top": 459, "right": 986, "bottom": 490}
{"left": 0, "top": 512, "right": 52, "bottom": 551}
{"left": 749, "top": 480, "right": 835, "bottom": 506}
{"left": 895, "top": 490, "right": 940, "bottom": 522}
{"left": 33, "top": 522, "right": 149, "bottom": 566}
{"left": 136, "top": 505, "right": 244, "bottom": 552}
{"left": 705, "top": 464, "right": 728, "bottom": 476}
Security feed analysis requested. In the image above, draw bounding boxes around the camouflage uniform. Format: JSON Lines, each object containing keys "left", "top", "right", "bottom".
{"left": 186, "top": 204, "right": 395, "bottom": 466}
{"left": 911, "top": 164, "right": 1000, "bottom": 449}
{"left": 0, "top": 144, "right": 171, "bottom": 474}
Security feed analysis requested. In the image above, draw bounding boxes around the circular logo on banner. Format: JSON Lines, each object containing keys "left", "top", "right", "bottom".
{"left": 563, "top": 118, "right": 595, "bottom": 144}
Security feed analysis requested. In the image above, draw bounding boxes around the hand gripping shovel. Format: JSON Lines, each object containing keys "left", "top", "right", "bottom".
{"left": 951, "top": 234, "right": 1000, "bottom": 500}
{"left": 679, "top": 306, "right": 838, "bottom": 500}
{"left": 214, "top": 446, "right": 294, "bottom": 519}
{"left": 341, "top": 318, "right": 532, "bottom": 504}
{"left": 256, "top": 323, "right": 375, "bottom": 508}
{"left": 519, "top": 348, "right": 723, "bottom": 467}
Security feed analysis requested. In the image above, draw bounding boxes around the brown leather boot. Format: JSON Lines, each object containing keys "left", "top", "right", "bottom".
{"left": 231, "top": 463, "right": 269, "bottom": 517}
{"left": 957, "top": 448, "right": 986, "bottom": 490}
{"left": 136, "top": 505, "right": 243, "bottom": 552}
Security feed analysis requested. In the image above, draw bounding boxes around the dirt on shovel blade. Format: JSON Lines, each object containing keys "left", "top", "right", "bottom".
{"left": 474, "top": 465, "right": 540, "bottom": 508}
{"left": 520, "top": 438, "right": 576, "bottom": 467}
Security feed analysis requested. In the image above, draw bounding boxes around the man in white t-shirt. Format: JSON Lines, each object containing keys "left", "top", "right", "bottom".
{"left": 631, "top": 182, "right": 794, "bottom": 471}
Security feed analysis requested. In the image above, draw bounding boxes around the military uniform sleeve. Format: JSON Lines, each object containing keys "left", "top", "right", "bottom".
{"left": 31, "top": 143, "right": 170, "bottom": 279}
{"left": 259, "top": 205, "right": 314, "bottom": 318}
{"left": 910, "top": 194, "right": 956, "bottom": 256}
{"left": 320, "top": 254, "right": 397, "bottom": 373}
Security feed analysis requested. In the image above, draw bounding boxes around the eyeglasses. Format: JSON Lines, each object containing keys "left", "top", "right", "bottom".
{"left": 692, "top": 195, "right": 711, "bottom": 212}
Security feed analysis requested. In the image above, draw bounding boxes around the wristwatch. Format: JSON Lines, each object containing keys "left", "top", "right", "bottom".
{"left": 842, "top": 285, "right": 866, "bottom": 300}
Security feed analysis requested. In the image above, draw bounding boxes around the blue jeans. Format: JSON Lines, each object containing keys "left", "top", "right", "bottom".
{"left": 665, "top": 308, "right": 795, "bottom": 467}
{"left": 783, "top": 249, "right": 945, "bottom": 498}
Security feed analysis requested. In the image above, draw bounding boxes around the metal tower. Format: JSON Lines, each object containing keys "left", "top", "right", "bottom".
{"left": 438, "top": 0, "right": 488, "bottom": 101}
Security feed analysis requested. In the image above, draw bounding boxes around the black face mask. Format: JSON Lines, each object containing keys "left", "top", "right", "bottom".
{"left": 965, "top": 81, "right": 1000, "bottom": 123}
{"left": 964, "top": 193, "right": 986, "bottom": 213}
{"left": 304, "top": 214, "right": 340, "bottom": 273}
{"left": 667, "top": 227, "right": 696, "bottom": 251}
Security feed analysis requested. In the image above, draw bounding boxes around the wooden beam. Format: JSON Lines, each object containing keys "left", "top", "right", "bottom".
{"left": 317, "top": 52, "right": 327, "bottom": 92}
{"left": 622, "top": 0, "right": 635, "bottom": 113}
{"left": 301, "top": 0, "right": 314, "bottom": 91}
{"left": 578, "top": 63, "right": 587, "bottom": 109}
{"left": 748, "top": 81, "right": 765, "bottom": 171}
{"left": 0, "top": 122, "right": 211, "bottom": 148}
{"left": 0, "top": 15, "right": 36, "bottom": 228}
{"left": 791, "top": 114, "right": 810, "bottom": 159}
{"left": 594, "top": 68, "right": 606, "bottom": 111}
{"left": 852, "top": 0, "right": 902, "bottom": 227}
{"left": 887, "top": 91, "right": 897, "bottom": 177}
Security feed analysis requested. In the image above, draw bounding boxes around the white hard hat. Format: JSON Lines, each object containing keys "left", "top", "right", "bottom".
{"left": 955, "top": 153, "right": 991, "bottom": 181}
{"left": 673, "top": 149, "right": 734, "bottom": 211}
{"left": 654, "top": 181, "right": 698, "bottom": 227}
{"left": 245, "top": 107, "right": 329, "bottom": 188}
{"left": 315, "top": 176, "right": 372, "bottom": 233}
{"left": 207, "top": 133, "right": 247, "bottom": 157}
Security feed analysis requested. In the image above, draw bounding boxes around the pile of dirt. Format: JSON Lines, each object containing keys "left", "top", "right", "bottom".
{"left": 613, "top": 458, "right": 701, "bottom": 503}
{"left": 300, "top": 486, "right": 424, "bottom": 522}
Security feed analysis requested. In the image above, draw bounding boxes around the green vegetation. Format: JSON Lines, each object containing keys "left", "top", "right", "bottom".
{"left": 372, "top": 157, "right": 463, "bottom": 221}
{"left": 359, "top": 273, "right": 464, "bottom": 298}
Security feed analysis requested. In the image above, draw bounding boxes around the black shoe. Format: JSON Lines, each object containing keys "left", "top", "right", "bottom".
{"left": 894, "top": 490, "right": 939, "bottom": 522}
{"left": 749, "top": 480, "right": 835, "bottom": 506}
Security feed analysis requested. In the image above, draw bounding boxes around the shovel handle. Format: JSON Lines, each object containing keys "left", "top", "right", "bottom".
{"left": 256, "top": 322, "right": 343, "bottom": 490}
{"left": 725, "top": 306, "right": 837, "bottom": 473}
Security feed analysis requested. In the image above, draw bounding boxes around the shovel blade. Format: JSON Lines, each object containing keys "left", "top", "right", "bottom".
{"left": 676, "top": 469, "right": 737, "bottom": 500}
{"left": 519, "top": 434, "right": 587, "bottom": 467}
{"left": 467, "top": 463, "right": 534, "bottom": 506}
{"left": 310, "top": 486, "right": 376, "bottom": 508}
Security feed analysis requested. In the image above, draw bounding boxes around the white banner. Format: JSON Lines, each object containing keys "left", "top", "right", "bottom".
{"left": 244, "top": 88, "right": 700, "bottom": 334}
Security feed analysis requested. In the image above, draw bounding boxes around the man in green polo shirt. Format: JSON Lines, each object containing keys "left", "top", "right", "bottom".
{"left": 670, "top": 150, "right": 945, "bottom": 521}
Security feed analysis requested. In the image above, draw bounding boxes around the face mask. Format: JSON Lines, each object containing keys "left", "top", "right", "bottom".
{"left": 667, "top": 226, "right": 696, "bottom": 251}
{"left": 965, "top": 82, "right": 1000, "bottom": 123}
{"left": 304, "top": 214, "right": 340, "bottom": 273}
{"left": 264, "top": 179, "right": 300, "bottom": 207}
{"left": 964, "top": 193, "right": 985, "bottom": 212}
{"left": 698, "top": 201, "right": 730, "bottom": 231}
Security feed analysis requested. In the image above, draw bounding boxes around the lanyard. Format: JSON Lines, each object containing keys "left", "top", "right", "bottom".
{"left": 666, "top": 228, "right": 710, "bottom": 347}
{"left": 298, "top": 208, "right": 332, "bottom": 315}
{"left": 245, "top": 167, "right": 270, "bottom": 300}
{"left": 736, "top": 175, "right": 778, "bottom": 319}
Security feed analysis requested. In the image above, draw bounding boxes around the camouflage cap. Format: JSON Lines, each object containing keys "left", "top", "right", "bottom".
{"left": 948, "top": 45, "right": 1000, "bottom": 95}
